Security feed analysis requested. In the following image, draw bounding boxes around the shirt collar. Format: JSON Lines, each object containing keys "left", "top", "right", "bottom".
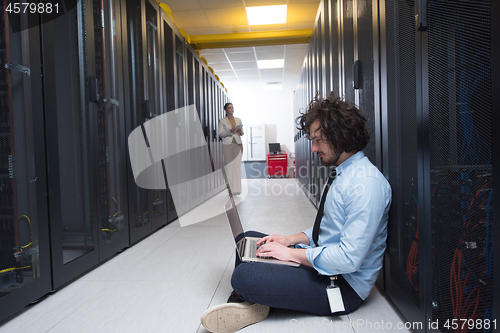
{"left": 335, "top": 151, "right": 364, "bottom": 176}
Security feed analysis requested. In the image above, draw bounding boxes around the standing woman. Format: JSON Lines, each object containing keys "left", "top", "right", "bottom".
{"left": 219, "top": 103, "right": 244, "bottom": 195}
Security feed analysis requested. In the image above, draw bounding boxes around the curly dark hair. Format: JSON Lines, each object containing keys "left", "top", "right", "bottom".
{"left": 296, "top": 92, "right": 370, "bottom": 153}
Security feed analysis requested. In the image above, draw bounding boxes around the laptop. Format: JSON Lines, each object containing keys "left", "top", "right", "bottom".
{"left": 224, "top": 195, "right": 300, "bottom": 267}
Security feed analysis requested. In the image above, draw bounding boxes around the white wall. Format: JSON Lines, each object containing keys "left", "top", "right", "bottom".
{"left": 230, "top": 90, "right": 295, "bottom": 153}
{"left": 229, "top": 89, "right": 296, "bottom": 177}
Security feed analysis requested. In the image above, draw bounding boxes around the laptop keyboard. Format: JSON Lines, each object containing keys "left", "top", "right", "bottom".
{"left": 247, "top": 239, "right": 259, "bottom": 258}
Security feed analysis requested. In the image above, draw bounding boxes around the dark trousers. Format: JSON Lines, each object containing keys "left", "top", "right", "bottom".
{"left": 231, "top": 231, "right": 363, "bottom": 316}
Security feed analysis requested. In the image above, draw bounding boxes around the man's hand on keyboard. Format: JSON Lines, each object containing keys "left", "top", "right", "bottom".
{"left": 256, "top": 242, "right": 293, "bottom": 261}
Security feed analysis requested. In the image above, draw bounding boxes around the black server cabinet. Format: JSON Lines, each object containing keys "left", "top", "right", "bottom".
{"left": 42, "top": 1, "right": 100, "bottom": 288}
{"left": 89, "top": 0, "right": 130, "bottom": 261}
{"left": 382, "top": 0, "right": 497, "bottom": 332}
{"left": 382, "top": 0, "right": 423, "bottom": 326}
{"left": 172, "top": 32, "right": 189, "bottom": 216}
{"left": 144, "top": 0, "right": 168, "bottom": 232}
{"left": 0, "top": 7, "right": 52, "bottom": 321}
{"left": 204, "top": 70, "right": 216, "bottom": 198}
{"left": 124, "top": 0, "right": 169, "bottom": 244}
{"left": 425, "top": 1, "right": 494, "bottom": 331}
{"left": 161, "top": 17, "right": 177, "bottom": 224}
{"left": 186, "top": 50, "right": 208, "bottom": 209}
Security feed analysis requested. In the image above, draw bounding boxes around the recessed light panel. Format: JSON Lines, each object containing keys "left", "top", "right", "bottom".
{"left": 257, "top": 59, "right": 285, "bottom": 69}
{"left": 246, "top": 5, "right": 287, "bottom": 25}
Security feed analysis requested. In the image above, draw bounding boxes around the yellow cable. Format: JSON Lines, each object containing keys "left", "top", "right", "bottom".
{"left": 0, "top": 266, "right": 32, "bottom": 274}
{"left": 20, "top": 242, "right": 32, "bottom": 250}
{"left": 102, "top": 228, "right": 118, "bottom": 232}
{"left": 17, "top": 215, "right": 32, "bottom": 250}
{"left": 18, "top": 215, "right": 31, "bottom": 227}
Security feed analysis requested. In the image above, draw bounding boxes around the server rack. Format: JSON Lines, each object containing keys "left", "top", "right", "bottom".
{"left": 42, "top": 1, "right": 101, "bottom": 288}
{"left": 90, "top": 0, "right": 130, "bottom": 261}
{"left": 381, "top": 1, "right": 497, "bottom": 331}
{"left": 144, "top": 0, "right": 168, "bottom": 233}
{"left": 0, "top": 6, "right": 51, "bottom": 320}
{"left": 124, "top": 0, "right": 154, "bottom": 244}
{"left": 296, "top": 0, "right": 497, "bottom": 332}
{"left": 160, "top": 15, "right": 177, "bottom": 224}
{"left": 2, "top": 0, "right": 229, "bottom": 322}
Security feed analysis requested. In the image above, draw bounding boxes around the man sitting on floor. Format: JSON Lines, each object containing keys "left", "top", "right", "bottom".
{"left": 201, "top": 92, "right": 392, "bottom": 333}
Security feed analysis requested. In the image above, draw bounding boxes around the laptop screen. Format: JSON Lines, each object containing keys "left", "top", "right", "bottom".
{"left": 224, "top": 196, "right": 244, "bottom": 242}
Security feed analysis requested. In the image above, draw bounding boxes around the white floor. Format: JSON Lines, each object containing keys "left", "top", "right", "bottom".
{"left": 0, "top": 179, "right": 413, "bottom": 333}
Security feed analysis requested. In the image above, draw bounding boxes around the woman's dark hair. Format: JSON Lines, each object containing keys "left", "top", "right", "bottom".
{"left": 296, "top": 92, "right": 370, "bottom": 153}
{"left": 224, "top": 102, "right": 233, "bottom": 111}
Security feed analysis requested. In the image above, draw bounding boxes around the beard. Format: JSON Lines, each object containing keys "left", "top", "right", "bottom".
{"left": 319, "top": 150, "right": 341, "bottom": 166}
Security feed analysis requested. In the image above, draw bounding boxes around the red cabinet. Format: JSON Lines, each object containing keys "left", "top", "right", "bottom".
{"left": 267, "top": 154, "right": 288, "bottom": 178}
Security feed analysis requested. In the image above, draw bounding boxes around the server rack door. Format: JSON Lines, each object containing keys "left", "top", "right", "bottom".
{"left": 42, "top": 1, "right": 100, "bottom": 288}
{"left": 0, "top": 7, "right": 51, "bottom": 320}
{"left": 341, "top": 0, "right": 355, "bottom": 105}
{"left": 90, "top": 0, "right": 130, "bottom": 261}
{"left": 125, "top": 0, "right": 153, "bottom": 244}
{"left": 211, "top": 79, "right": 219, "bottom": 189}
{"left": 171, "top": 33, "right": 189, "bottom": 216}
{"left": 322, "top": 0, "right": 330, "bottom": 95}
{"left": 354, "top": 0, "right": 378, "bottom": 168}
{"left": 382, "top": 0, "right": 424, "bottom": 328}
{"left": 197, "top": 63, "right": 211, "bottom": 201}
{"left": 144, "top": 0, "right": 168, "bottom": 231}
{"left": 426, "top": 1, "right": 494, "bottom": 330}
{"left": 205, "top": 71, "right": 215, "bottom": 197}
{"left": 161, "top": 16, "right": 177, "bottom": 224}
{"left": 329, "top": 0, "right": 341, "bottom": 97}
{"left": 187, "top": 52, "right": 206, "bottom": 209}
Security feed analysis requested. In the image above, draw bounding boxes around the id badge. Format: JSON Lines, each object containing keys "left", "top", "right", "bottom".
{"left": 326, "top": 276, "right": 345, "bottom": 313}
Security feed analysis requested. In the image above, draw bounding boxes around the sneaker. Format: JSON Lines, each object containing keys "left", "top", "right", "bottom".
{"left": 200, "top": 302, "right": 270, "bottom": 333}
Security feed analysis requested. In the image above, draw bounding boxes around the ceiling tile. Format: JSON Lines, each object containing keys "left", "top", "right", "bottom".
{"left": 226, "top": 52, "right": 255, "bottom": 62}
{"left": 211, "top": 63, "right": 234, "bottom": 71}
{"left": 161, "top": 0, "right": 202, "bottom": 12}
{"left": 201, "top": 53, "right": 229, "bottom": 63}
{"left": 254, "top": 45, "right": 284, "bottom": 54}
{"left": 232, "top": 61, "right": 258, "bottom": 70}
{"left": 171, "top": 10, "right": 210, "bottom": 28}
{"left": 255, "top": 50, "right": 285, "bottom": 61}
{"left": 200, "top": 49, "right": 226, "bottom": 55}
{"left": 235, "top": 69, "right": 260, "bottom": 77}
{"left": 259, "top": 68, "right": 284, "bottom": 76}
{"left": 205, "top": 8, "right": 248, "bottom": 27}
{"left": 287, "top": 3, "right": 320, "bottom": 23}
{"left": 223, "top": 46, "right": 255, "bottom": 53}
{"left": 198, "top": 0, "right": 245, "bottom": 9}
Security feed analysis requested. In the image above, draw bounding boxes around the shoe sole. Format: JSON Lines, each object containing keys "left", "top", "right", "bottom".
{"left": 201, "top": 302, "right": 270, "bottom": 333}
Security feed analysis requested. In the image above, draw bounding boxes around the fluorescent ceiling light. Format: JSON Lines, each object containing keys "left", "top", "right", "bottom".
{"left": 257, "top": 59, "right": 285, "bottom": 69}
{"left": 246, "top": 5, "right": 287, "bottom": 25}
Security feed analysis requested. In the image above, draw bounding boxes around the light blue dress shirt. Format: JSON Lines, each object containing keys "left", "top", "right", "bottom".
{"left": 298, "top": 151, "right": 392, "bottom": 300}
